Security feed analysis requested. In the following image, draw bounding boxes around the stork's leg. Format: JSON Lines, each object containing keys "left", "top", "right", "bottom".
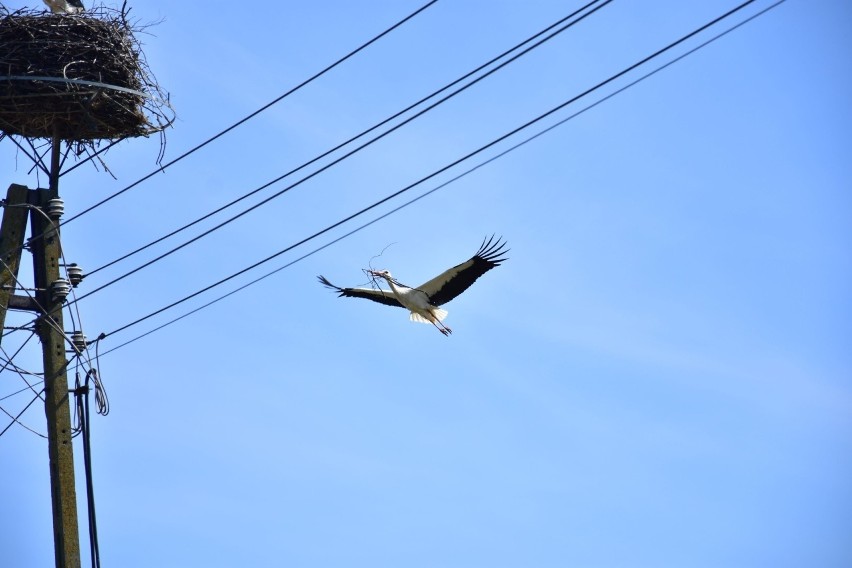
{"left": 431, "top": 321, "right": 450, "bottom": 335}
{"left": 421, "top": 309, "right": 452, "bottom": 336}
{"left": 431, "top": 320, "right": 452, "bottom": 336}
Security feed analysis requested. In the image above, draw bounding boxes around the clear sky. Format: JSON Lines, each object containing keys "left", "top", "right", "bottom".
{"left": 2, "top": 1, "right": 850, "bottom": 566}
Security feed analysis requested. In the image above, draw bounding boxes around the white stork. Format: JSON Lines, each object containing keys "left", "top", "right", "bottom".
{"left": 43, "top": 0, "right": 84, "bottom": 14}
{"left": 318, "top": 236, "right": 508, "bottom": 336}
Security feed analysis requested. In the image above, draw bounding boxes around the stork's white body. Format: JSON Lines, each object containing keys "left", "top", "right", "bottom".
{"left": 379, "top": 273, "right": 450, "bottom": 334}
{"left": 319, "top": 236, "right": 507, "bottom": 336}
{"left": 43, "top": 0, "right": 84, "bottom": 14}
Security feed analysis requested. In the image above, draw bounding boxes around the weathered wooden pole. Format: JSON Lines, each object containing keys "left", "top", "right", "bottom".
{"left": 29, "top": 136, "right": 82, "bottom": 568}
{"left": 0, "top": 183, "right": 30, "bottom": 339}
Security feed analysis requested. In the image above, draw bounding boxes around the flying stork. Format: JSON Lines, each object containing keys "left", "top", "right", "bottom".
{"left": 43, "top": 0, "right": 84, "bottom": 14}
{"left": 318, "top": 236, "right": 508, "bottom": 336}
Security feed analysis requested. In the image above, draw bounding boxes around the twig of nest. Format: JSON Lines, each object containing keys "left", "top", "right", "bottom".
{"left": 0, "top": 4, "right": 173, "bottom": 146}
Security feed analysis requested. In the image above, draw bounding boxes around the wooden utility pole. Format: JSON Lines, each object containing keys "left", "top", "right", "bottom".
{"left": 0, "top": 136, "right": 82, "bottom": 568}
{"left": 0, "top": 184, "right": 30, "bottom": 338}
{"left": 31, "top": 191, "right": 81, "bottom": 568}
{"left": 33, "top": 138, "right": 82, "bottom": 568}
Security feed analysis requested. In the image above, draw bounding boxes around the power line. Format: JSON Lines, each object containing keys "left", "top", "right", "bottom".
{"left": 0, "top": 388, "right": 44, "bottom": 439}
{"left": 0, "top": 401, "right": 46, "bottom": 438}
{"left": 85, "top": 0, "right": 611, "bottom": 280}
{"left": 70, "top": 0, "right": 613, "bottom": 305}
{"left": 96, "top": 132, "right": 560, "bottom": 355}
{"left": 58, "top": 0, "right": 440, "bottom": 227}
{"left": 0, "top": 381, "right": 45, "bottom": 402}
{"left": 1, "top": 339, "right": 45, "bottom": 401}
{"left": 95, "top": 0, "right": 776, "bottom": 344}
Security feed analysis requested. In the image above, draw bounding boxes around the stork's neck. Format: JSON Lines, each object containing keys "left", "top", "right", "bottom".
{"left": 385, "top": 277, "right": 400, "bottom": 293}
{"left": 383, "top": 277, "right": 408, "bottom": 297}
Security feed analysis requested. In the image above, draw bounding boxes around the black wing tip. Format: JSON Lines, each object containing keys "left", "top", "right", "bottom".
{"left": 476, "top": 234, "right": 509, "bottom": 266}
{"left": 317, "top": 275, "right": 346, "bottom": 296}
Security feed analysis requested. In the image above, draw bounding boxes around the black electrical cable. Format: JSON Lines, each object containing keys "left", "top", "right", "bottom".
{"left": 2, "top": 2, "right": 438, "bottom": 268}
{"left": 1, "top": 342, "right": 45, "bottom": 403}
{"left": 94, "top": 0, "right": 788, "bottom": 356}
{"left": 71, "top": 0, "right": 613, "bottom": 305}
{"left": 59, "top": 0, "right": 439, "bottom": 228}
{"left": 96, "top": 153, "right": 519, "bottom": 355}
{"left": 74, "top": 371, "right": 101, "bottom": 568}
{"left": 0, "top": 388, "right": 43, "bottom": 439}
{"left": 96, "top": 0, "right": 770, "bottom": 342}
{"left": 0, "top": 402, "right": 47, "bottom": 438}
{"left": 85, "top": 0, "right": 610, "bottom": 279}
{"left": 0, "top": 382, "right": 45, "bottom": 402}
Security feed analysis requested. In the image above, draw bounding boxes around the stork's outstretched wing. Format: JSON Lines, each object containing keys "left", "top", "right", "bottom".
{"left": 417, "top": 235, "right": 509, "bottom": 306}
{"left": 317, "top": 275, "right": 404, "bottom": 308}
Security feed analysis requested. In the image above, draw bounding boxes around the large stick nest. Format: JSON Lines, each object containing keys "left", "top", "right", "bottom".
{"left": 0, "top": 5, "right": 173, "bottom": 143}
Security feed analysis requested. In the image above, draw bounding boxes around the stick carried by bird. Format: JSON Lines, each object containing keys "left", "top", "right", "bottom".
{"left": 318, "top": 236, "right": 508, "bottom": 336}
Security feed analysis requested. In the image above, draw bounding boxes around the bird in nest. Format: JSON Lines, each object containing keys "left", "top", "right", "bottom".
{"left": 43, "top": 0, "right": 84, "bottom": 14}
{"left": 318, "top": 236, "right": 508, "bottom": 336}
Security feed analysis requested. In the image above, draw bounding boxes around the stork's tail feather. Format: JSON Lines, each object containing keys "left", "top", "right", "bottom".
{"left": 410, "top": 308, "right": 448, "bottom": 324}
{"left": 318, "top": 275, "right": 344, "bottom": 295}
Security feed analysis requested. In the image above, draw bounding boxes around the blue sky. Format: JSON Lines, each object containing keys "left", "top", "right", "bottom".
{"left": 2, "top": 1, "right": 850, "bottom": 566}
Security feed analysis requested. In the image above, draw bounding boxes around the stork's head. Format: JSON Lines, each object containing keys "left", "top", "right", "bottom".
{"left": 368, "top": 269, "right": 392, "bottom": 281}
